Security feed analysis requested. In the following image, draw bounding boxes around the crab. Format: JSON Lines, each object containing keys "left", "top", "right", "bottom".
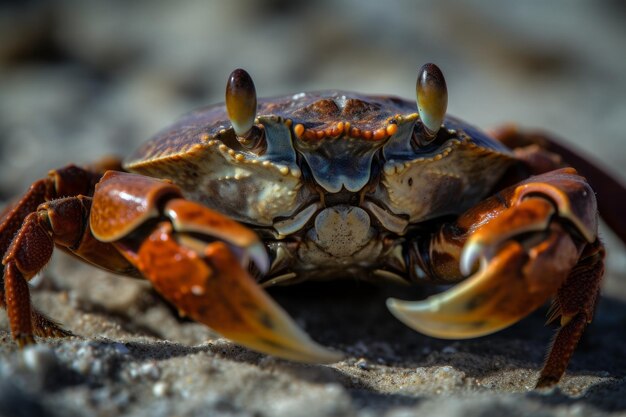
{"left": 0, "top": 64, "right": 620, "bottom": 388}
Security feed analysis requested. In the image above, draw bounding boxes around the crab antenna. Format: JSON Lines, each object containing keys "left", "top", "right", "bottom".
{"left": 226, "top": 68, "right": 257, "bottom": 137}
{"left": 416, "top": 63, "right": 448, "bottom": 138}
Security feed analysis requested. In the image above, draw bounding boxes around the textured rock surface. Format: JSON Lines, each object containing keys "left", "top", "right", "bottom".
{"left": 1, "top": 1, "right": 625, "bottom": 416}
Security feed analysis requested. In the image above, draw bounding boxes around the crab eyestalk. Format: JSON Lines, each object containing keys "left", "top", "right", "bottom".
{"left": 226, "top": 68, "right": 257, "bottom": 138}
{"left": 416, "top": 63, "right": 448, "bottom": 139}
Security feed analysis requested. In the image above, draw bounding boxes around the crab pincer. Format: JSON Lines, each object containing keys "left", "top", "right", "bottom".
{"left": 90, "top": 171, "right": 340, "bottom": 363}
{"left": 387, "top": 168, "right": 604, "bottom": 386}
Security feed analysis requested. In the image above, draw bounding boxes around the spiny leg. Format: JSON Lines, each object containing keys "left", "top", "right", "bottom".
{"left": 0, "top": 164, "right": 117, "bottom": 344}
{"left": 0, "top": 180, "right": 49, "bottom": 335}
{"left": 0, "top": 161, "right": 120, "bottom": 259}
{"left": 3, "top": 191, "right": 143, "bottom": 346}
{"left": 4, "top": 262, "right": 34, "bottom": 345}
{"left": 3, "top": 212, "right": 63, "bottom": 345}
{"left": 537, "top": 240, "right": 605, "bottom": 388}
{"left": 3, "top": 194, "right": 73, "bottom": 343}
{"left": 0, "top": 164, "right": 105, "bottom": 273}
{"left": 0, "top": 180, "right": 51, "bottom": 276}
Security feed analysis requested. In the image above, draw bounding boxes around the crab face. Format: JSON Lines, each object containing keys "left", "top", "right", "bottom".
{"left": 126, "top": 77, "right": 513, "bottom": 242}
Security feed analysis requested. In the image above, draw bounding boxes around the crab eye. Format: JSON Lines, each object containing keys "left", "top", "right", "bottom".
{"left": 416, "top": 63, "right": 448, "bottom": 141}
{"left": 226, "top": 68, "right": 257, "bottom": 138}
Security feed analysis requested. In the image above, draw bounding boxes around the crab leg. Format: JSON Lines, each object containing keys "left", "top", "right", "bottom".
{"left": 491, "top": 125, "right": 626, "bottom": 246}
{"left": 0, "top": 165, "right": 100, "bottom": 264}
{"left": 2, "top": 167, "right": 340, "bottom": 362}
{"left": 0, "top": 162, "right": 119, "bottom": 276}
{"left": 91, "top": 171, "right": 340, "bottom": 363}
{"left": 0, "top": 165, "right": 110, "bottom": 344}
{"left": 537, "top": 239, "right": 604, "bottom": 387}
{"left": 388, "top": 168, "right": 603, "bottom": 386}
{"left": 2, "top": 192, "right": 140, "bottom": 345}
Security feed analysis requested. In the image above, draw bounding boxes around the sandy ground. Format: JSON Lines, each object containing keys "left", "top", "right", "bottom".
{"left": 1, "top": 1, "right": 625, "bottom": 416}
{"left": 0, "top": 253, "right": 625, "bottom": 417}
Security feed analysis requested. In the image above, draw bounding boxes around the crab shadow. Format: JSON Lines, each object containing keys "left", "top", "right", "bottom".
{"left": 62, "top": 277, "right": 626, "bottom": 412}
{"left": 267, "top": 281, "right": 626, "bottom": 409}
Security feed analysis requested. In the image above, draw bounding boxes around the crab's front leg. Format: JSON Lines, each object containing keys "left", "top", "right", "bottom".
{"left": 387, "top": 168, "right": 604, "bottom": 387}
{"left": 0, "top": 164, "right": 115, "bottom": 345}
{"left": 89, "top": 171, "right": 339, "bottom": 363}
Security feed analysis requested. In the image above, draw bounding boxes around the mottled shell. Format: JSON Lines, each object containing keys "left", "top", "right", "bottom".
{"left": 124, "top": 91, "right": 514, "bottom": 228}
{"left": 126, "top": 91, "right": 412, "bottom": 164}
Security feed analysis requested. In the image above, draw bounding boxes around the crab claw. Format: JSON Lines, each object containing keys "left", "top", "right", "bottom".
{"left": 388, "top": 222, "right": 579, "bottom": 338}
{"left": 137, "top": 200, "right": 341, "bottom": 363}
{"left": 90, "top": 171, "right": 339, "bottom": 362}
{"left": 388, "top": 169, "right": 597, "bottom": 340}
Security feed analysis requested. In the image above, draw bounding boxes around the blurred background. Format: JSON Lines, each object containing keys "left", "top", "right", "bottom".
{"left": 1, "top": 0, "right": 625, "bottom": 271}
{"left": 0, "top": 3, "right": 626, "bottom": 415}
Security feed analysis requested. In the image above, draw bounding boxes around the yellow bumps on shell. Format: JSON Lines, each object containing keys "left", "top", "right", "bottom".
{"left": 293, "top": 121, "right": 399, "bottom": 142}
{"left": 386, "top": 123, "right": 398, "bottom": 136}
{"left": 294, "top": 123, "right": 305, "bottom": 138}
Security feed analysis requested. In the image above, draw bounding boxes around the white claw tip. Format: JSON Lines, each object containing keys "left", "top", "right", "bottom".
{"left": 460, "top": 242, "right": 484, "bottom": 277}
{"left": 386, "top": 297, "right": 435, "bottom": 313}
{"left": 248, "top": 242, "right": 270, "bottom": 274}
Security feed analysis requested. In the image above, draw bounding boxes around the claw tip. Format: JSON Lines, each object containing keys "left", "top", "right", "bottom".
{"left": 248, "top": 242, "right": 270, "bottom": 274}
{"left": 460, "top": 242, "right": 483, "bottom": 276}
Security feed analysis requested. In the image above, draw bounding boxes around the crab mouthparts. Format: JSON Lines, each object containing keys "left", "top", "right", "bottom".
{"left": 309, "top": 205, "right": 373, "bottom": 257}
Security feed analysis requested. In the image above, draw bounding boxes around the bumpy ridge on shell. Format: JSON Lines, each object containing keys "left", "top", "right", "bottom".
{"left": 125, "top": 92, "right": 419, "bottom": 167}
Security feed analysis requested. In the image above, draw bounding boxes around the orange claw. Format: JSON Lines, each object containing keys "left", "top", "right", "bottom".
{"left": 388, "top": 170, "right": 596, "bottom": 335}
{"left": 131, "top": 221, "right": 340, "bottom": 363}
{"left": 387, "top": 168, "right": 604, "bottom": 387}
{"left": 389, "top": 222, "right": 580, "bottom": 339}
{"left": 90, "top": 171, "right": 182, "bottom": 242}
{"left": 164, "top": 198, "right": 267, "bottom": 270}
{"left": 89, "top": 171, "right": 338, "bottom": 362}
